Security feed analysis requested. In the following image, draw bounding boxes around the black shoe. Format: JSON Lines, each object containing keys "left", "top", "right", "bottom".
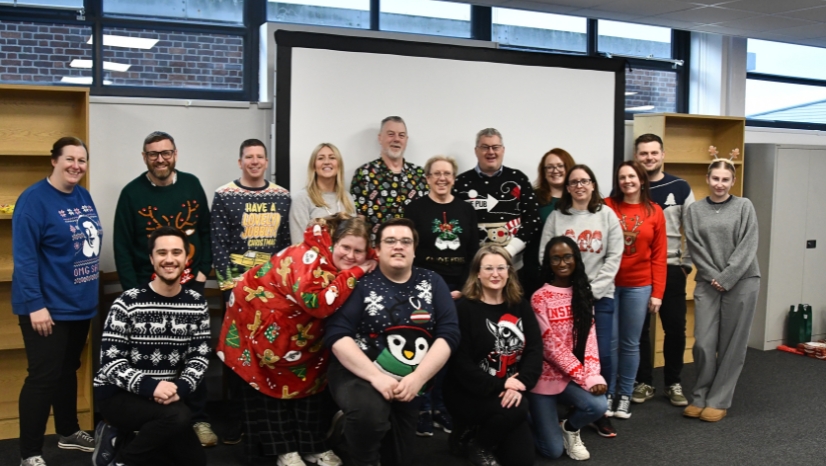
{"left": 222, "top": 420, "right": 243, "bottom": 445}
{"left": 448, "top": 426, "right": 474, "bottom": 457}
{"left": 589, "top": 416, "right": 617, "bottom": 438}
{"left": 466, "top": 440, "right": 500, "bottom": 466}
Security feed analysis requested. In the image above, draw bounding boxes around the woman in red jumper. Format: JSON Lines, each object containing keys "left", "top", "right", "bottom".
{"left": 603, "top": 161, "right": 667, "bottom": 419}
{"left": 529, "top": 236, "right": 607, "bottom": 461}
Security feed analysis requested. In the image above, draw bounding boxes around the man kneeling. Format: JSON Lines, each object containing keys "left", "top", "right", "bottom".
{"left": 92, "top": 227, "right": 210, "bottom": 466}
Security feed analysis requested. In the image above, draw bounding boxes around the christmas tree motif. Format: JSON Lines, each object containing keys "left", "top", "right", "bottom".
{"left": 293, "top": 279, "right": 300, "bottom": 294}
{"left": 264, "top": 323, "right": 280, "bottom": 343}
{"left": 289, "top": 364, "right": 308, "bottom": 381}
{"left": 255, "top": 260, "right": 273, "bottom": 278}
{"left": 302, "top": 292, "right": 319, "bottom": 309}
{"left": 225, "top": 321, "right": 240, "bottom": 348}
{"left": 238, "top": 349, "right": 251, "bottom": 366}
{"left": 433, "top": 212, "right": 462, "bottom": 251}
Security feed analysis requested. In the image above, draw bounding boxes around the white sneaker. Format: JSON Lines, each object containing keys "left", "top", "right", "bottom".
{"left": 303, "top": 450, "right": 343, "bottom": 466}
{"left": 605, "top": 394, "right": 615, "bottom": 417}
{"left": 614, "top": 395, "right": 632, "bottom": 419}
{"left": 20, "top": 456, "right": 47, "bottom": 466}
{"left": 277, "top": 452, "right": 307, "bottom": 466}
{"left": 560, "top": 420, "right": 590, "bottom": 461}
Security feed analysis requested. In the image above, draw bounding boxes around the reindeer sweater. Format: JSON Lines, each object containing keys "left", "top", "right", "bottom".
{"left": 93, "top": 285, "right": 210, "bottom": 402}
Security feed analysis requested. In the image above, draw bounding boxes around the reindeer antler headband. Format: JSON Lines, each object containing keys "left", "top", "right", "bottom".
{"left": 708, "top": 145, "right": 739, "bottom": 164}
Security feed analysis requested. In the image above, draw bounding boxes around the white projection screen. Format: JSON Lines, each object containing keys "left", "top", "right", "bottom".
{"left": 274, "top": 31, "right": 625, "bottom": 196}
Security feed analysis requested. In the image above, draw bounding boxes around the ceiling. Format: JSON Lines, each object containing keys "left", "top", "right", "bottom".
{"left": 451, "top": 0, "right": 826, "bottom": 48}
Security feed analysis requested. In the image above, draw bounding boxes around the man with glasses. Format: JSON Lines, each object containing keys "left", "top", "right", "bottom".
{"left": 113, "top": 131, "right": 217, "bottom": 447}
{"left": 455, "top": 128, "right": 541, "bottom": 277}
{"left": 351, "top": 116, "right": 428, "bottom": 245}
{"left": 324, "top": 218, "right": 460, "bottom": 466}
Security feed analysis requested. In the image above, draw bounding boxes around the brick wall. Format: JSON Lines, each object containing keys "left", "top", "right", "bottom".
{"left": 0, "top": 21, "right": 92, "bottom": 84}
{"left": 625, "top": 68, "right": 677, "bottom": 112}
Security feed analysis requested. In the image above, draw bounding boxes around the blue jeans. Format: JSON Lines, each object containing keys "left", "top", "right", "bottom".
{"left": 609, "top": 285, "right": 652, "bottom": 397}
{"left": 593, "top": 295, "right": 616, "bottom": 388}
{"left": 528, "top": 384, "right": 607, "bottom": 459}
{"left": 418, "top": 367, "right": 447, "bottom": 412}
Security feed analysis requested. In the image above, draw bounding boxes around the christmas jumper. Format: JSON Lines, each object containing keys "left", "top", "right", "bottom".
{"left": 538, "top": 206, "right": 624, "bottom": 300}
{"left": 12, "top": 179, "right": 101, "bottom": 319}
{"left": 649, "top": 173, "right": 695, "bottom": 269}
{"left": 216, "top": 222, "right": 369, "bottom": 399}
{"left": 404, "top": 195, "right": 480, "bottom": 287}
{"left": 324, "top": 267, "right": 460, "bottom": 385}
{"left": 685, "top": 196, "right": 760, "bottom": 291}
{"left": 604, "top": 199, "right": 668, "bottom": 299}
{"left": 289, "top": 188, "right": 355, "bottom": 244}
{"left": 350, "top": 158, "right": 428, "bottom": 244}
{"left": 445, "top": 299, "right": 542, "bottom": 398}
{"left": 93, "top": 285, "right": 210, "bottom": 401}
{"left": 454, "top": 166, "right": 541, "bottom": 270}
{"left": 210, "top": 180, "right": 291, "bottom": 291}
{"left": 114, "top": 171, "right": 211, "bottom": 290}
{"left": 530, "top": 284, "right": 604, "bottom": 395}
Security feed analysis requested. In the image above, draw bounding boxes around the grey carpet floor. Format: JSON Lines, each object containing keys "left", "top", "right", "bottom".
{"left": 3, "top": 348, "right": 825, "bottom": 465}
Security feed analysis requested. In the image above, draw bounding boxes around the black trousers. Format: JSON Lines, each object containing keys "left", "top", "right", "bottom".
{"left": 637, "top": 265, "right": 687, "bottom": 387}
{"left": 18, "top": 316, "right": 90, "bottom": 458}
{"left": 327, "top": 360, "right": 420, "bottom": 466}
{"left": 183, "top": 279, "right": 209, "bottom": 423}
{"left": 98, "top": 391, "right": 206, "bottom": 466}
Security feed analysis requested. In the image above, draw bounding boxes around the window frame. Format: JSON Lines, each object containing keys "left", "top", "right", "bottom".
{"left": 746, "top": 69, "right": 826, "bottom": 131}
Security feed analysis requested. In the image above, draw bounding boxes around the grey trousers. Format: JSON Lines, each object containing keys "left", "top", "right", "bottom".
{"left": 691, "top": 277, "right": 760, "bottom": 410}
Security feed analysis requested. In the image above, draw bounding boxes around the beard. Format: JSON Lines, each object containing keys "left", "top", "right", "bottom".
{"left": 148, "top": 159, "right": 176, "bottom": 180}
{"left": 383, "top": 147, "right": 404, "bottom": 160}
{"left": 156, "top": 270, "right": 182, "bottom": 286}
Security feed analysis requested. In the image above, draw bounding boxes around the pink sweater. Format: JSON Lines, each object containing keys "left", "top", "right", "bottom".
{"left": 530, "top": 284, "right": 605, "bottom": 395}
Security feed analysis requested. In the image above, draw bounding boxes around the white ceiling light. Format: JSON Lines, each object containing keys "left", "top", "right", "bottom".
{"left": 61, "top": 76, "right": 113, "bottom": 85}
{"left": 70, "top": 59, "right": 131, "bottom": 72}
{"left": 87, "top": 34, "right": 158, "bottom": 49}
{"left": 626, "top": 105, "right": 655, "bottom": 112}
{"left": 625, "top": 91, "right": 638, "bottom": 96}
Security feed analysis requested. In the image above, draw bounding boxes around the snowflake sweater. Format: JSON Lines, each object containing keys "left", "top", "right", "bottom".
{"left": 454, "top": 166, "right": 542, "bottom": 270}
{"left": 530, "top": 285, "right": 604, "bottom": 395}
{"left": 324, "top": 267, "right": 461, "bottom": 382}
{"left": 93, "top": 285, "right": 210, "bottom": 402}
{"left": 210, "top": 180, "right": 292, "bottom": 291}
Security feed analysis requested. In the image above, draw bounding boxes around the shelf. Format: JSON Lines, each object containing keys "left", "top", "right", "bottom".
{"left": 0, "top": 214, "right": 10, "bottom": 220}
{"left": 665, "top": 159, "right": 744, "bottom": 165}
{"left": 0, "top": 265, "right": 12, "bottom": 282}
{"left": 0, "top": 150, "right": 51, "bottom": 157}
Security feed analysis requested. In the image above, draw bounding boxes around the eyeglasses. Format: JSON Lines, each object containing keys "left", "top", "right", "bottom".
{"left": 568, "top": 179, "right": 592, "bottom": 187}
{"left": 428, "top": 171, "right": 454, "bottom": 179}
{"left": 481, "top": 265, "right": 509, "bottom": 274}
{"left": 549, "top": 254, "right": 575, "bottom": 265}
{"left": 145, "top": 150, "right": 175, "bottom": 160}
{"left": 544, "top": 164, "right": 565, "bottom": 173}
{"left": 478, "top": 144, "right": 503, "bottom": 153}
{"left": 381, "top": 237, "right": 414, "bottom": 246}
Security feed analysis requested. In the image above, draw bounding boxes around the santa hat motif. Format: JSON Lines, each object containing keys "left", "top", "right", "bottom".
{"left": 498, "top": 314, "right": 524, "bottom": 341}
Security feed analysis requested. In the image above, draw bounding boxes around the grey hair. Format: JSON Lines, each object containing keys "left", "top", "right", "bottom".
{"left": 380, "top": 116, "right": 406, "bottom": 131}
{"left": 423, "top": 155, "right": 459, "bottom": 177}
{"left": 475, "top": 128, "right": 503, "bottom": 147}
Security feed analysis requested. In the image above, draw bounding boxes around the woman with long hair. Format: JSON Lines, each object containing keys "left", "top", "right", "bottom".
{"left": 603, "top": 161, "right": 666, "bottom": 419}
{"left": 290, "top": 143, "right": 355, "bottom": 243}
{"left": 216, "top": 213, "right": 376, "bottom": 465}
{"left": 444, "top": 245, "right": 543, "bottom": 466}
{"left": 537, "top": 164, "right": 623, "bottom": 437}
{"left": 529, "top": 236, "right": 607, "bottom": 461}
{"left": 683, "top": 159, "right": 759, "bottom": 422}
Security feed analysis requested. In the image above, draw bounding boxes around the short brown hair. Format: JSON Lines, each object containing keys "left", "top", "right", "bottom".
{"left": 51, "top": 136, "right": 88, "bottom": 160}
{"left": 239, "top": 138, "right": 267, "bottom": 159}
{"left": 375, "top": 218, "right": 418, "bottom": 249}
{"left": 557, "top": 164, "right": 604, "bottom": 215}
{"left": 634, "top": 133, "right": 663, "bottom": 152}
{"left": 462, "top": 245, "right": 523, "bottom": 306}
{"left": 320, "top": 213, "right": 371, "bottom": 248}
{"left": 143, "top": 131, "right": 176, "bottom": 152}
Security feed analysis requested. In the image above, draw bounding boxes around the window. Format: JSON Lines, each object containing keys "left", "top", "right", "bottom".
{"left": 746, "top": 80, "right": 826, "bottom": 125}
{"left": 380, "top": 0, "right": 470, "bottom": 38}
{"left": 268, "top": 0, "right": 370, "bottom": 29}
{"left": 747, "top": 39, "right": 826, "bottom": 81}
{"left": 492, "top": 8, "right": 586, "bottom": 53}
{"left": 0, "top": 20, "right": 92, "bottom": 85}
{"left": 0, "top": 0, "right": 82, "bottom": 7}
{"left": 598, "top": 20, "right": 671, "bottom": 59}
{"left": 625, "top": 68, "right": 677, "bottom": 114}
{"left": 104, "top": 0, "right": 245, "bottom": 24}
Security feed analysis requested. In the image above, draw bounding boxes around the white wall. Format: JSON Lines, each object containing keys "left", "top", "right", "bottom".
{"left": 89, "top": 97, "right": 273, "bottom": 273}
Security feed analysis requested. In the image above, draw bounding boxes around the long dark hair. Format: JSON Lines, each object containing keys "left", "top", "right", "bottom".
{"left": 609, "top": 161, "right": 655, "bottom": 217}
{"left": 556, "top": 164, "right": 604, "bottom": 214}
{"left": 540, "top": 236, "right": 594, "bottom": 364}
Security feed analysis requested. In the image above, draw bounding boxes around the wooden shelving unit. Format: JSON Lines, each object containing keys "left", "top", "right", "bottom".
{"left": 634, "top": 113, "right": 746, "bottom": 368}
{"left": 0, "top": 84, "right": 92, "bottom": 440}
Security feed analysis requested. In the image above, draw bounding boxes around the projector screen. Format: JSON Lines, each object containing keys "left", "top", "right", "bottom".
{"left": 275, "top": 31, "right": 624, "bottom": 196}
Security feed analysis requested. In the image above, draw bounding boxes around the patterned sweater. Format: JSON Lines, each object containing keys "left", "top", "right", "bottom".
{"left": 530, "top": 284, "right": 604, "bottom": 395}
{"left": 211, "top": 180, "right": 292, "bottom": 291}
{"left": 94, "top": 285, "right": 210, "bottom": 401}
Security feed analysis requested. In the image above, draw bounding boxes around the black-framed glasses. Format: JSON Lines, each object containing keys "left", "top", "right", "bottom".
{"left": 145, "top": 150, "right": 175, "bottom": 160}
{"left": 568, "top": 179, "right": 592, "bottom": 187}
{"left": 549, "top": 254, "right": 575, "bottom": 265}
{"left": 381, "top": 237, "right": 414, "bottom": 246}
{"left": 544, "top": 163, "right": 565, "bottom": 173}
{"left": 477, "top": 144, "right": 503, "bottom": 152}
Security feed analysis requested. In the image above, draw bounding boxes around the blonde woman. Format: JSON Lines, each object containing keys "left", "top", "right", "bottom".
{"left": 290, "top": 143, "right": 355, "bottom": 243}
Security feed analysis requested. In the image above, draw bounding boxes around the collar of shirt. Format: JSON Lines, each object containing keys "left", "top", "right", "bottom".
{"left": 474, "top": 164, "right": 504, "bottom": 178}
{"left": 146, "top": 171, "right": 177, "bottom": 187}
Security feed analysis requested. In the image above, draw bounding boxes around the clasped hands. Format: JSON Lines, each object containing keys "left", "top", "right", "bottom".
{"left": 710, "top": 278, "right": 726, "bottom": 292}
{"left": 370, "top": 372, "right": 426, "bottom": 403}
{"left": 153, "top": 380, "right": 180, "bottom": 405}
{"left": 498, "top": 373, "right": 526, "bottom": 409}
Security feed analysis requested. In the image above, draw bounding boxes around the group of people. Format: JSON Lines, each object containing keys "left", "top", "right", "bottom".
{"left": 10, "top": 116, "right": 760, "bottom": 466}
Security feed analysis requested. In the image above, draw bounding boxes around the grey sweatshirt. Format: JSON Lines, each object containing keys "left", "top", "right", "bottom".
{"left": 684, "top": 196, "right": 760, "bottom": 291}
{"left": 289, "top": 188, "right": 355, "bottom": 244}
{"left": 538, "top": 205, "right": 624, "bottom": 300}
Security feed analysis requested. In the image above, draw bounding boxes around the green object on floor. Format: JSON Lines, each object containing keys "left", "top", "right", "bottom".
{"left": 787, "top": 304, "right": 812, "bottom": 346}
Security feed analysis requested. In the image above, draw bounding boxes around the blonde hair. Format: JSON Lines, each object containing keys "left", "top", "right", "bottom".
{"left": 707, "top": 159, "right": 736, "bottom": 177}
{"left": 306, "top": 143, "right": 355, "bottom": 215}
{"left": 423, "top": 155, "right": 458, "bottom": 177}
{"left": 462, "top": 245, "right": 523, "bottom": 307}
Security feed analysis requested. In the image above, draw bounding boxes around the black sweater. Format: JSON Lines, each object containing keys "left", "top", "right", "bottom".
{"left": 446, "top": 298, "right": 543, "bottom": 398}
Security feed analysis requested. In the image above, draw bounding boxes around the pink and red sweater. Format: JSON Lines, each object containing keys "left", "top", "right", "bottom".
{"left": 530, "top": 284, "right": 605, "bottom": 395}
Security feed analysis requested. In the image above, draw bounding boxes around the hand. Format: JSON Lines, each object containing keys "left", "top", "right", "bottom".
{"left": 710, "top": 279, "right": 726, "bottom": 292}
{"left": 499, "top": 388, "right": 522, "bottom": 408}
{"left": 30, "top": 308, "right": 55, "bottom": 337}
{"left": 450, "top": 291, "right": 462, "bottom": 300}
{"left": 504, "top": 375, "right": 526, "bottom": 392}
{"left": 196, "top": 271, "right": 207, "bottom": 282}
{"left": 155, "top": 393, "right": 180, "bottom": 405}
{"left": 369, "top": 373, "right": 399, "bottom": 401}
{"left": 358, "top": 260, "right": 377, "bottom": 274}
{"left": 153, "top": 381, "right": 178, "bottom": 401}
{"left": 648, "top": 297, "right": 662, "bottom": 314}
{"left": 394, "top": 373, "right": 426, "bottom": 402}
{"left": 590, "top": 384, "right": 607, "bottom": 395}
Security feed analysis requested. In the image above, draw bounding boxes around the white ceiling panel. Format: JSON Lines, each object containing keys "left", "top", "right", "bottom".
{"left": 655, "top": 5, "right": 758, "bottom": 23}
{"left": 715, "top": 15, "right": 815, "bottom": 32}
{"left": 723, "top": 0, "right": 826, "bottom": 15}
{"left": 593, "top": 0, "right": 695, "bottom": 16}
{"left": 781, "top": 6, "right": 826, "bottom": 23}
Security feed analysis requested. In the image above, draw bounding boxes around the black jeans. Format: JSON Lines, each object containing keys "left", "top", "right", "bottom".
{"left": 18, "top": 316, "right": 90, "bottom": 458}
{"left": 182, "top": 279, "right": 209, "bottom": 423}
{"left": 637, "top": 265, "right": 687, "bottom": 387}
{"left": 327, "top": 359, "right": 420, "bottom": 466}
{"left": 98, "top": 391, "right": 206, "bottom": 466}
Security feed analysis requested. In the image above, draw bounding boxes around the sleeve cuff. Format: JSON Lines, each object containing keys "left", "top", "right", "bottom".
{"left": 138, "top": 377, "right": 159, "bottom": 398}
{"left": 174, "top": 379, "right": 193, "bottom": 398}
{"left": 582, "top": 375, "right": 607, "bottom": 391}
{"left": 23, "top": 298, "right": 46, "bottom": 314}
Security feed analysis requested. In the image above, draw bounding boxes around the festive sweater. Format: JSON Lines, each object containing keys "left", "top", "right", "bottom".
{"left": 93, "top": 285, "right": 210, "bottom": 401}
{"left": 289, "top": 189, "right": 355, "bottom": 244}
{"left": 216, "top": 222, "right": 368, "bottom": 399}
{"left": 211, "top": 180, "right": 292, "bottom": 291}
{"left": 454, "top": 166, "right": 541, "bottom": 270}
{"left": 404, "top": 195, "right": 480, "bottom": 287}
{"left": 350, "top": 158, "right": 428, "bottom": 244}
{"left": 12, "top": 179, "right": 101, "bottom": 320}
{"left": 114, "top": 171, "right": 211, "bottom": 290}
{"left": 603, "top": 199, "right": 667, "bottom": 299}
{"left": 445, "top": 299, "right": 542, "bottom": 398}
{"left": 530, "top": 285, "right": 604, "bottom": 395}
{"left": 324, "top": 267, "right": 461, "bottom": 384}
{"left": 538, "top": 206, "right": 624, "bottom": 300}
{"left": 685, "top": 196, "right": 760, "bottom": 291}
{"left": 649, "top": 173, "right": 695, "bottom": 269}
